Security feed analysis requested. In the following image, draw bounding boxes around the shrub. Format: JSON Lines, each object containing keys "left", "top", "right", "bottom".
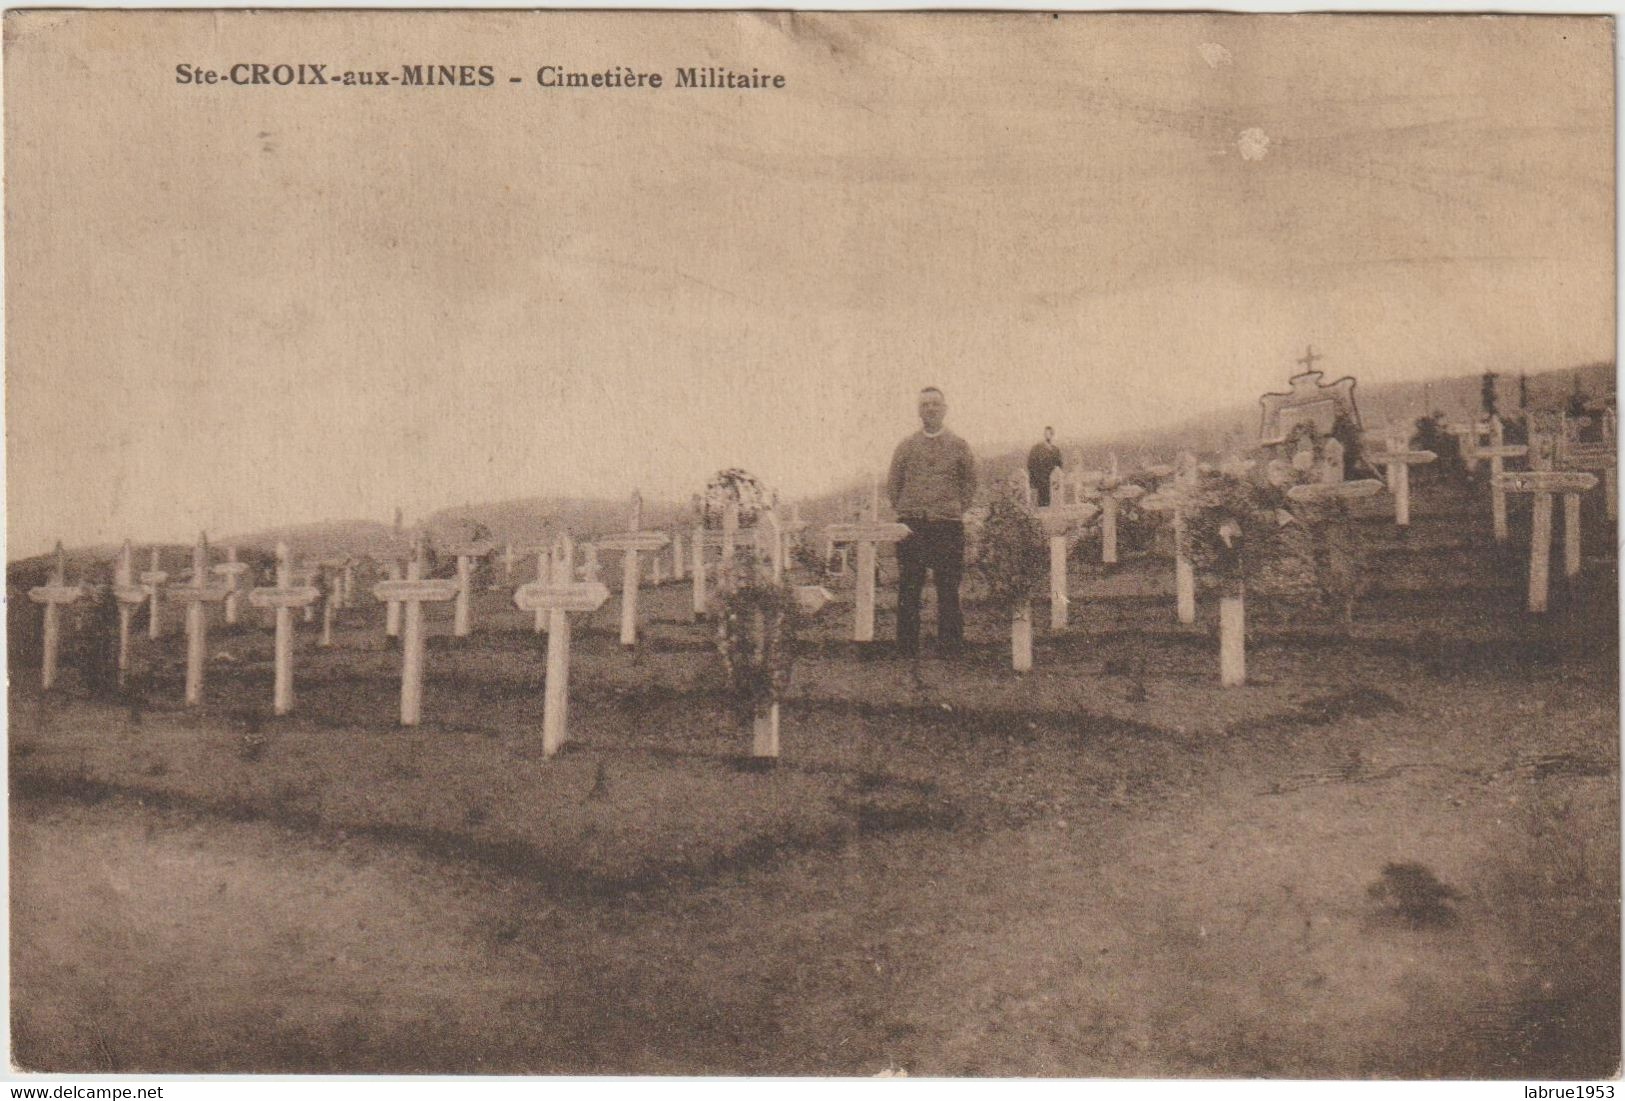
{"left": 714, "top": 577, "right": 801, "bottom": 722}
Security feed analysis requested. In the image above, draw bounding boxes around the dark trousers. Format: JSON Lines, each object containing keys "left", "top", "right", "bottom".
{"left": 1030, "top": 478, "right": 1052, "bottom": 507}
{"left": 896, "top": 519, "right": 965, "bottom": 654}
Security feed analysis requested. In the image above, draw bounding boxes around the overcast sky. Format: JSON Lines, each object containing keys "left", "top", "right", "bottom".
{"left": 6, "top": 11, "right": 1613, "bottom": 559}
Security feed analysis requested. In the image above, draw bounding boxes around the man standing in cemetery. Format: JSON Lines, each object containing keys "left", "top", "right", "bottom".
{"left": 1027, "top": 426, "right": 1063, "bottom": 506}
{"left": 888, "top": 386, "right": 978, "bottom": 657}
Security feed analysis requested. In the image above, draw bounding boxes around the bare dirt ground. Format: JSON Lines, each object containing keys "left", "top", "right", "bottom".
{"left": 10, "top": 483, "right": 1619, "bottom": 1076}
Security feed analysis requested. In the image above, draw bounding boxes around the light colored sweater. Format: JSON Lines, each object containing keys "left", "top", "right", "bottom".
{"left": 888, "top": 429, "right": 977, "bottom": 521}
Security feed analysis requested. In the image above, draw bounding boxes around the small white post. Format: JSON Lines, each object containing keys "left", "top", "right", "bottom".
{"left": 273, "top": 547, "right": 296, "bottom": 714}
{"left": 1481, "top": 418, "right": 1527, "bottom": 544}
{"left": 1219, "top": 589, "right": 1246, "bottom": 687}
{"left": 1048, "top": 533, "right": 1068, "bottom": 630}
{"left": 691, "top": 495, "right": 708, "bottom": 620}
{"left": 543, "top": 539, "right": 573, "bottom": 755}
{"left": 115, "top": 541, "right": 134, "bottom": 684}
{"left": 1012, "top": 601, "right": 1034, "bottom": 673}
{"left": 143, "top": 546, "right": 167, "bottom": 639}
{"left": 186, "top": 537, "right": 208, "bottom": 704}
{"left": 216, "top": 546, "right": 245, "bottom": 625}
{"left": 455, "top": 552, "right": 473, "bottom": 637}
{"left": 401, "top": 550, "right": 426, "bottom": 724}
{"left": 533, "top": 549, "right": 551, "bottom": 633}
{"left": 385, "top": 560, "right": 402, "bottom": 638}
{"left": 1563, "top": 492, "right": 1582, "bottom": 579}
{"left": 1529, "top": 492, "right": 1553, "bottom": 613}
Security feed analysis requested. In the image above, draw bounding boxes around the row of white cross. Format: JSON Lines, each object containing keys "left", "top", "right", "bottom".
{"left": 27, "top": 492, "right": 823, "bottom": 758}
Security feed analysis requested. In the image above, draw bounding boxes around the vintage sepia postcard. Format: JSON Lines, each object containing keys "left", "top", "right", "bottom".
{"left": 4, "top": 8, "right": 1617, "bottom": 1082}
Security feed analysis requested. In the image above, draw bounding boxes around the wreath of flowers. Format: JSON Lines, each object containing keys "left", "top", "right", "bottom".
{"left": 700, "top": 468, "right": 776, "bottom": 530}
{"left": 1181, "top": 468, "right": 1298, "bottom": 591}
{"left": 968, "top": 486, "right": 1048, "bottom": 611}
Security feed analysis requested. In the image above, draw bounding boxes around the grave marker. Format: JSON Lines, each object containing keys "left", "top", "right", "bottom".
{"left": 445, "top": 541, "right": 493, "bottom": 638}
{"left": 1077, "top": 457, "right": 1144, "bottom": 565}
{"left": 824, "top": 478, "right": 909, "bottom": 643}
{"left": 1034, "top": 496, "right": 1099, "bottom": 630}
{"left": 1470, "top": 416, "right": 1529, "bottom": 543}
{"left": 210, "top": 546, "right": 250, "bottom": 625}
{"left": 513, "top": 534, "right": 609, "bottom": 756}
{"left": 374, "top": 538, "right": 460, "bottom": 725}
{"left": 1494, "top": 435, "right": 1598, "bottom": 613}
{"left": 596, "top": 491, "right": 670, "bottom": 648}
{"left": 170, "top": 533, "right": 230, "bottom": 706}
{"left": 248, "top": 542, "right": 321, "bottom": 715}
{"left": 28, "top": 541, "right": 83, "bottom": 690}
{"left": 1366, "top": 433, "right": 1436, "bottom": 527}
{"left": 140, "top": 547, "right": 168, "bottom": 639}
{"left": 1259, "top": 351, "right": 1361, "bottom": 446}
{"left": 1140, "top": 453, "right": 1203, "bottom": 625}
{"left": 521, "top": 545, "right": 554, "bottom": 633}
{"left": 112, "top": 540, "right": 147, "bottom": 686}
{"left": 381, "top": 557, "right": 404, "bottom": 639}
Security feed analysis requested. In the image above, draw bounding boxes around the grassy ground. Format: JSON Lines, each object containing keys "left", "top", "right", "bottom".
{"left": 10, "top": 480, "right": 1620, "bottom": 1075}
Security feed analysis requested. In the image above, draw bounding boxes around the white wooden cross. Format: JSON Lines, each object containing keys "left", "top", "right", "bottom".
{"left": 139, "top": 546, "right": 168, "bottom": 640}
{"left": 513, "top": 533, "right": 609, "bottom": 757}
{"left": 211, "top": 546, "right": 250, "bottom": 625}
{"left": 1076, "top": 456, "right": 1145, "bottom": 565}
{"left": 111, "top": 540, "right": 147, "bottom": 686}
{"left": 445, "top": 540, "right": 493, "bottom": 638}
{"left": 373, "top": 537, "right": 460, "bottom": 725}
{"left": 1555, "top": 414, "right": 1617, "bottom": 525}
{"left": 517, "top": 544, "right": 554, "bottom": 633}
{"left": 379, "top": 554, "right": 405, "bottom": 640}
{"left": 1139, "top": 453, "right": 1203, "bottom": 625}
{"left": 1366, "top": 432, "right": 1437, "bottom": 527}
{"left": 1449, "top": 419, "right": 1491, "bottom": 476}
{"left": 293, "top": 565, "right": 320, "bottom": 623}
{"left": 169, "top": 532, "right": 230, "bottom": 706}
{"left": 824, "top": 478, "right": 909, "bottom": 643}
{"left": 596, "top": 491, "right": 670, "bottom": 648}
{"left": 1476, "top": 416, "right": 1529, "bottom": 543}
{"left": 28, "top": 541, "right": 84, "bottom": 690}
{"left": 248, "top": 541, "right": 321, "bottom": 715}
{"left": 1495, "top": 434, "right": 1598, "bottom": 613}
{"left": 1034, "top": 496, "right": 1099, "bottom": 630}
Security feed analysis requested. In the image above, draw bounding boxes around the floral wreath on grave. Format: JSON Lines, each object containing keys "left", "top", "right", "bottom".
{"left": 1181, "top": 466, "right": 1299, "bottom": 591}
{"left": 715, "top": 575, "right": 802, "bottom": 722}
{"left": 969, "top": 483, "right": 1048, "bottom": 610}
{"left": 701, "top": 469, "right": 776, "bottom": 529}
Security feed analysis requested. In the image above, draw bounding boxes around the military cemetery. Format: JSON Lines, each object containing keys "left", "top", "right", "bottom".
{"left": 6, "top": 9, "right": 1615, "bottom": 1084}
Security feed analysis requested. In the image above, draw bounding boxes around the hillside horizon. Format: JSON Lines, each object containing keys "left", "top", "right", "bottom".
{"left": 11, "top": 361, "right": 1613, "bottom": 570}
